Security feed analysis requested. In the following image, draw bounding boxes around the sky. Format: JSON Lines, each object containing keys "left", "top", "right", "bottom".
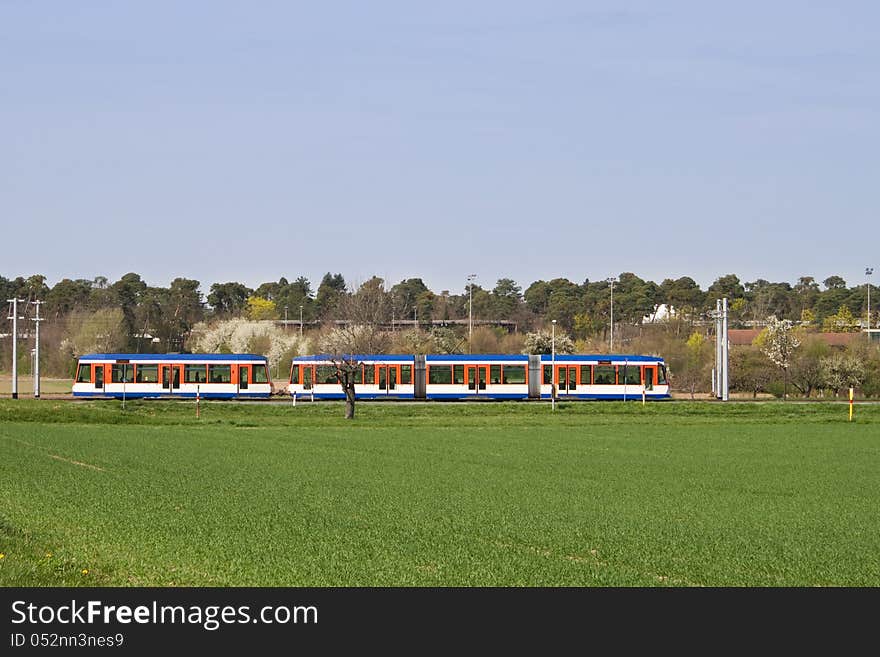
{"left": 2, "top": 1, "right": 878, "bottom": 296}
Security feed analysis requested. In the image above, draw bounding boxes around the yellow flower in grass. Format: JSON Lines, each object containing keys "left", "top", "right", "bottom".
{"left": 82, "top": 569, "right": 89, "bottom": 575}
{"left": 0, "top": 553, "right": 5, "bottom": 560}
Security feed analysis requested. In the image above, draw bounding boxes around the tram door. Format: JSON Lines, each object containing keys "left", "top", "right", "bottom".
{"left": 94, "top": 364, "right": 104, "bottom": 390}
{"left": 643, "top": 366, "right": 655, "bottom": 391}
{"left": 557, "top": 366, "right": 577, "bottom": 394}
{"left": 466, "top": 365, "right": 487, "bottom": 393}
{"left": 378, "top": 366, "right": 396, "bottom": 393}
{"left": 160, "top": 365, "right": 181, "bottom": 390}
{"left": 239, "top": 365, "right": 249, "bottom": 391}
{"left": 303, "top": 367, "right": 312, "bottom": 390}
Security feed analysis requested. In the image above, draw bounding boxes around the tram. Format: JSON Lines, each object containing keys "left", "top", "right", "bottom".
{"left": 288, "top": 354, "right": 669, "bottom": 401}
{"left": 72, "top": 353, "right": 273, "bottom": 399}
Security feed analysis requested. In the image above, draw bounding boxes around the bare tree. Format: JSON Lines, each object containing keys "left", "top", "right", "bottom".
{"left": 729, "top": 346, "right": 775, "bottom": 398}
{"left": 318, "top": 278, "right": 393, "bottom": 419}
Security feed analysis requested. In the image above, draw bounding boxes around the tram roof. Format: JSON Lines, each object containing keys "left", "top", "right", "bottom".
{"left": 78, "top": 353, "right": 267, "bottom": 362}
{"left": 537, "top": 354, "right": 664, "bottom": 363}
{"left": 292, "top": 354, "right": 415, "bottom": 362}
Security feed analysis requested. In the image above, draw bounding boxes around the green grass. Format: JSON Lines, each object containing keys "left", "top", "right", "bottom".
{"left": 1, "top": 399, "right": 878, "bottom": 586}
{"left": 0, "top": 376, "right": 72, "bottom": 395}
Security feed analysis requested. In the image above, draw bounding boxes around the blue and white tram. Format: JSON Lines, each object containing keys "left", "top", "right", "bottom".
{"left": 72, "top": 353, "right": 273, "bottom": 399}
{"left": 424, "top": 354, "right": 530, "bottom": 400}
{"left": 289, "top": 353, "right": 670, "bottom": 401}
{"left": 289, "top": 354, "right": 416, "bottom": 400}
{"left": 538, "top": 354, "right": 669, "bottom": 400}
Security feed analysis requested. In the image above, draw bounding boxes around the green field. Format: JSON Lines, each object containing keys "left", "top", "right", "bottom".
{"left": 0, "top": 376, "right": 72, "bottom": 395}
{"left": 1, "top": 399, "right": 878, "bottom": 586}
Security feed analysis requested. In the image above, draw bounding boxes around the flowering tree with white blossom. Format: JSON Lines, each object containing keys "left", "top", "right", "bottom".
{"left": 521, "top": 330, "right": 575, "bottom": 355}
{"left": 758, "top": 315, "right": 801, "bottom": 400}
{"left": 188, "top": 318, "right": 302, "bottom": 382}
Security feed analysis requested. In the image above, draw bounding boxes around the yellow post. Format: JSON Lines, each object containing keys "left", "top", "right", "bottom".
{"left": 849, "top": 387, "right": 854, "bottom": 422}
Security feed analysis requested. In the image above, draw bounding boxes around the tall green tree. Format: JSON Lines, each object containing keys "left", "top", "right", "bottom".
{"left": 315, "top": 273, "right": 347, "bottom": 318}
{"left": 744, "top": 280, "right": 793, "bottom": 322}
{"left": 823, "top": 275, "right": 847, "bottom": 290}
{"left": 390, "top": 278, "right": 430, "bottom": 323}
{"left": 523, "top": 280, "right": 553, "bottom": 316}
{"left": 612, "top": 273, "right": 658, "bottom": 326}
{"left": 793, "top": 276, "right": 820, "bottom": 318}
{"left": 541, "top": 278, "right": 582, "bottom": 332}
{"left": 208, "top": 282, "right": 252, "bottom": 317}
{"left": 45, "top": 278, "right": 93, "bottom": 319}
{"left": 706, "top": 274, "right": 745, "bottom": 309}
{"left": 659, "top": 277, "right": 704, "bottom": 331}
{"left": 111, "top": 273, "right": 148, "bottom": 348}
{"left": 490, "top": 278, "right": 522, "bottom": 320}
{"left": 157, "top": 278, "right": 204, "bottom": 351}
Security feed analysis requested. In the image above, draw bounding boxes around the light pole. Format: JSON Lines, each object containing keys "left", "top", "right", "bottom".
{"left": 551, "top": 319, "right": 557, "bottom": 411}
{"left": 284, "top": 306, "right": 288, "bottom": 323}
{"left": 867, "top": 267, "right": 874, "bottom": 330}
{"left": 299, "top": 305, "right": 303, "bottom": 338}
{"left": 606, "top": 277, "right": 617, "bottom": 352}
{"left": 467, "top": 274, "right": 476, "bottom": 353}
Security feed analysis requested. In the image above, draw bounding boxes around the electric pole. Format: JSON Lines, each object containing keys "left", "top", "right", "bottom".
{"left": 6, "top": 298, "right": 25, "bottom": 399}
{"left": 32, "top": 300, "right": 43, "bottom": 398}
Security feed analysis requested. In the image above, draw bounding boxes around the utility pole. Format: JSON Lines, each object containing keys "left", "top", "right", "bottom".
{"left": 32, "top": 300, "right": 43, "bottom": 398}
{"left": 467, "top": 274, "right": 476, "bottom": 353}
{"left": 551, "top": 319, "right": 556, "bottom": 412}
{"left": 715, "top": 299, "right": 722, "bottom": 397}
{"left": 867, "top": 267, "right": 874, "bottom": 330}
{"left": 722, "top": 297, "right": 729, "bottom": 401}
{"left": 6, "top": 298, "right": 25, "bottom": 399}
{"left": 712, "top": 299, "right": 729, "bottom": 401}
{"left": 299, "top": 305, "right": 303, "bottom": 338}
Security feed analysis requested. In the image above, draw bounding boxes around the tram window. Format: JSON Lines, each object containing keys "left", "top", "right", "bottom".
{"left": 136, "top": 364, "right": 159, "bottom": 383}
{"left": 543, "top": 365, "right": 552, "bottom": 384}
{"left": 253, "top": 364, "right": 269, "bottom": 383}
{"left": 428, "top": 366, "right": 453, "bottom": 384}
{"left": 208, "top": 364, "right": 232, "bottom": 384}
{"left": 490, "top": 365, "right": 501, "bottom": 384}
{"left": 593, "top": 365, "right": 615, "bottom": 385}
{"left": 184, "top": 365, "right": 207, "bottom": 384}
{"left": 364, "top": 365, "right": 375, "bottom": 384}
{"left": 621, "top": 367, "right": 641, "bottom": 385}
{"left": 76, "top": 364, "right": 91, "bottom": 383}
{"left": 580, "top": 365, "right": 591, "bottom": 385}
{"left": 502, "top": 365, "right": 525, "bottom": 384}
{"left": 658, "top": 365, "right": 668, "bottom": 385}
{"left": 400, "top": 365, "right": 412, "bottom": 384}
{"left": 290, "top": 365, "right": 299, "bottom": 384}
{"left": 351, "top": 366, "right": 363, "bottom": 384}
{"left": 111, "top": 364, "right": 134, "bottom": 383}
{"left": 316, "top": 365, "right": 337, "bottom": 384}
{"left": 453, "top": 365, "right": 464, "bottom": 385}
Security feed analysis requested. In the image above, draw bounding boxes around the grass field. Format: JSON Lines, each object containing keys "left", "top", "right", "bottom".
{"left": 0, "top": 376, "right": 73, "bottom": 395}
{"left": 1, "top": 399, "right": 878, "bottom": 586}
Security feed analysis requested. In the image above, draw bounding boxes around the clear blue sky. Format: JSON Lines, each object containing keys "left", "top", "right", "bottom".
{"left": 2, "top": 1, "right": 877, "bottom": 295}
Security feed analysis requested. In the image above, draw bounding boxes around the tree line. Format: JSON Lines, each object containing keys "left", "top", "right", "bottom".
{"left": 2, "top": 270, "right": 878, "bottom": 397}
{"left": 3, "top": 271, "right": 875, "bottom": 340}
